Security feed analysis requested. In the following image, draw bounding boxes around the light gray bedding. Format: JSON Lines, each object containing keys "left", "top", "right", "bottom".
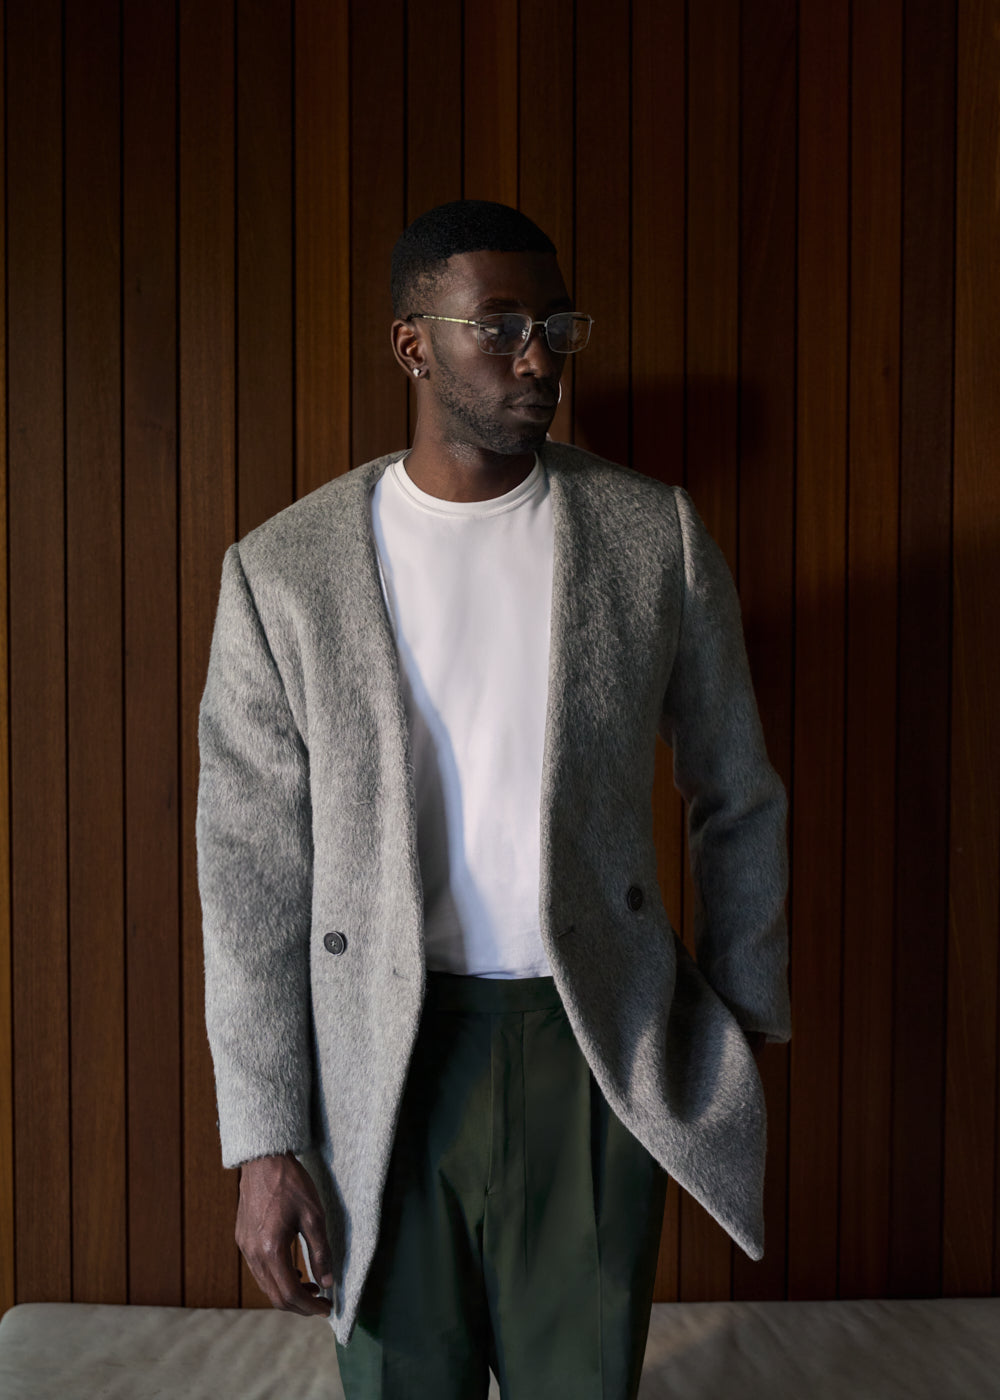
{"left": 0, "top": 1297, "right": 997, "bottom": 1398}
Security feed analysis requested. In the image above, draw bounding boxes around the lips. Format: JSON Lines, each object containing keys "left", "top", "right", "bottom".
{"left": 509, "top": 398, "right": 557, "bottom": 412}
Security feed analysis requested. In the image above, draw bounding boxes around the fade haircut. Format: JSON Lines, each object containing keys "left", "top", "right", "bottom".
{"left": 391, "top": 200, "right": 557, "bottom": 319}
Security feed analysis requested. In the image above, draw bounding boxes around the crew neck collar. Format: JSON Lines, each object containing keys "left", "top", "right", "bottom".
{"left": 389, "top": 455, "right": 544, "bottom": 517}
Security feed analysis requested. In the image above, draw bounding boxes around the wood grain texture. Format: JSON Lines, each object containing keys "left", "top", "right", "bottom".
{"left": 574, "top": 0, "right": 631, "bottom": 466}
{"left": 945, "top": 0, "right": 1000, "bottom": 1297}
{"left": 65, "top": 0, "right": 127, "bottom": 1304}
{"left": 179, "top": 0, "right": 241, "bottom": 1309}
{"left": 406, "top": 0, "right": 462, "bottom": 220}
{"left": 3, "top": 0, "right": 1000, "bottom": 1314}
{"left": 404, "top": 0, "right": 463, "bottom": 443}
{"left": 685, "top": 0, "right": 739, "bottom": 562}
{"left": 518, "top": 0, "right": 575, "bottom": 442}
{"left": 349, "top": 0, "right": 407, "bottom": 465}
{"left": 7, "top": 0, "right": 70, "bottom": 1304}
{"left": 890, "top": 0, "right": 955, "bottom": 1299}
{"left": 0, "top": 0, "right": 13, "bottom": 1321}
{"left": 733, "top": 0, "right": 797, "bottom": 1303}
{"left": 839, "top": 0, "right": 902, "bottom": 1300}
{"left": 788, "top": 0, "right": 849, "bottom": 1300}
{"left": 122, "top": 0, "right": 182, "bottom": 1307}
{"left": 237, "top": 0, "right": 295, "bottom": 535}
{"left": 631, "top": 0, "right": 685, "bottom": 484}
{"left": 295, "top": 0, "right": 351, "bottom": 495}
{"left": 462, "top": 0, "right": 518, "bottom": 204}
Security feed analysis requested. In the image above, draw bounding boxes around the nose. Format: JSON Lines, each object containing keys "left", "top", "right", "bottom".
{"left": 514, "top": 322, "right": 562, "bottom": 379}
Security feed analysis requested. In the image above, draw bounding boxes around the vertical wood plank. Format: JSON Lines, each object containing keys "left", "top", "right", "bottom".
{"left": 889, "top": 0, "right": 955, "bottom": 1299}
{"left": 65, "top": 0, "right": 127, "bottom": 1303}
{"left": 406, "top": 0, "right": 462, "bottom": 219}
{"left": 8, "top": 0, "right": 70, "bottom": 1304}
{"left": 237, "top": 0, "right": 294, "bottom": 535}
{"left": 0, "top": 0, "right": 13, "bottom": 1319}
{"left": 519, "top": 0, "right": 575, "bottom": 442}
{"left": 350, "top": 0, "right": 407, "bottom": 464}
{"left": 685, "top": 0, "right": 739, "bottom": 558}
{"left": 681, "top": 0, "right": 741, "bottom": 1300}
{"left": 574, "top": 0, "right": 631, "bottom": 465}
{"left": 733, "top": 0, "right": 797, "bottom": 1302}
{"left": 123, "top": 0, "right": 182, "bottom": 1306}
{"left": 631, "top": 0, "right": 684, "bottom": 485}
{"left": 945, "top": 0, "right": 1000, "bottom": 1297}
{"left": 788, "top": 0, "right": 849, "bottom": 1300}
{"left": 631, "top": 0, "right": 687, "bottom": 1303}
{"left": 295, "top": 0, "right": 351, "bottom": 496}
{"left": 462, "top": 0, "right": 519, "bottom": 204}
{"left": 839, "top": 0, "right": 902, "bottom": 1300}
{"left": 5, "top": 0, "right": 1000, "bottom": 1314}
{"left": 179, "top": 0, "right": 240, "bottom": 1309}
{"left": 404, "top": 0, "right": 463, "bottom": 443}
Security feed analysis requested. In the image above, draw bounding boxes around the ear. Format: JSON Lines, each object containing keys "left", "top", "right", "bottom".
{"left": 391, "top": 319, "right": 429, "bottom": 380}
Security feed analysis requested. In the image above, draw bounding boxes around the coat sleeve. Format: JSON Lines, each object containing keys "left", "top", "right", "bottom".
{"left": 659, "top": 488, "right": 791, "bottom": 1043}
{"left": 197, "top": 542, "right": 316, "bottom": 1167}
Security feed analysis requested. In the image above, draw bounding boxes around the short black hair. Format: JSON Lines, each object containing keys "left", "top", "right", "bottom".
{"left": 391, "top": 199, "right": 557, "bottom": 319}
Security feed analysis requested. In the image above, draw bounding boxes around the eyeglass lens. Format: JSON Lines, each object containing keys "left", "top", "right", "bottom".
{"left": 477, "top": 313, "right": 592, "bottom": 355}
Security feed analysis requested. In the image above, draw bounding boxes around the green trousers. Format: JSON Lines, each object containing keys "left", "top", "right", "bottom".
{"left": 335, "top": 973, "right": 667, "bottom": 1400}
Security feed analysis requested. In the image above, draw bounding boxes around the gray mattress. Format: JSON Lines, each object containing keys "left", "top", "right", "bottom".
{"left": 0, "top": 1297, "right": 998, "bottom": 1398}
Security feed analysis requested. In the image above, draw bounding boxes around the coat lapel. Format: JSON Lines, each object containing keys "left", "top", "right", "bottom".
{"left": 537, "top": 444, "right": 610, "bottom": 941}
{"left": 310, "top": 454, "right": 426, "bottom": 965}
{"left": 322, "top": 453, "right": 406, "bottom": 706}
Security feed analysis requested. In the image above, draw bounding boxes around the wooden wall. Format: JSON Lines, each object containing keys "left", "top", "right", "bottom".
{"left": 2, "top": 0, "right": 998, "bottom": 1313}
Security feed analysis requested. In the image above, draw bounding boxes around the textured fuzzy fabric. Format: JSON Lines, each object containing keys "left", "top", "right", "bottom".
{"left": 197, "top": 442, "right": 791, "bottom": 1344}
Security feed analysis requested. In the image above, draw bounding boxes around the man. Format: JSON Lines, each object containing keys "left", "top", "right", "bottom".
{"left": 198, "top": 199, "right": 790, "bottom": 1399}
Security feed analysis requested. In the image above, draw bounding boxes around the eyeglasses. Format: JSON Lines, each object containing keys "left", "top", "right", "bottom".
{"left": 407, "top": 311, "right": 594, "bottom": 355}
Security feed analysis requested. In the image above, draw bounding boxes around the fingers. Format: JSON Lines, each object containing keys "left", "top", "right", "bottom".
{"left": 239, "top": 1229, "right": 330, "bottom": 1317}
{"left": 235, "top": 1154, "right": 334, "bottom": 1317}
{"left": 295, "top": 1267, "right": 324, "bottom": 1296}
{"left": 256, "top": 1244, "right": 332, "bottom": 1318}
{"left": 245, "top": 1243, "right": 332, "bottom": 1317}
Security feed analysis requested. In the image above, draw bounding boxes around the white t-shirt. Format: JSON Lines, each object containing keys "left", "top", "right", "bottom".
{"left": 370, "top": 456, "right": 554, "bottom": 978}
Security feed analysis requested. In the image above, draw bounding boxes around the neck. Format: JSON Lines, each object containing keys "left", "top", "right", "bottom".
{"left": 402, "top": 434, "right": 537, "bottom": 502}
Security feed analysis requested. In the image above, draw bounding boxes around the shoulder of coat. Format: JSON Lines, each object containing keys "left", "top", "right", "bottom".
{"left": 541, "top": 441, "right": 682, "bottom": 544}
{"left": 235, "top": 452, "right": 403, "bottom": 577}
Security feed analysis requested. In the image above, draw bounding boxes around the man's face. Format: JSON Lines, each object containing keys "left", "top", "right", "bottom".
{"left": 415, "top": 250, "right": 572, "bottom": 455}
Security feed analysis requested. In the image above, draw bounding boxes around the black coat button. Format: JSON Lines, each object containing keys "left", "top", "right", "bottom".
{"left": 626, "top": 885, "right": 644, "bottom": 912}
{"left": 323, "top": 931, "right": 347, "bottom": 955}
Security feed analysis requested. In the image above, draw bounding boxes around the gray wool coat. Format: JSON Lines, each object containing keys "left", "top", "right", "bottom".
{"left": 197, "top": 441, "right": 791, "bottom": 1343}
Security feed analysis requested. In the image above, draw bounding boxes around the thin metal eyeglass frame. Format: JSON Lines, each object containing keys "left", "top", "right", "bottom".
{"left": 406, "top": 311, "right": 594, "bottom": 354}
